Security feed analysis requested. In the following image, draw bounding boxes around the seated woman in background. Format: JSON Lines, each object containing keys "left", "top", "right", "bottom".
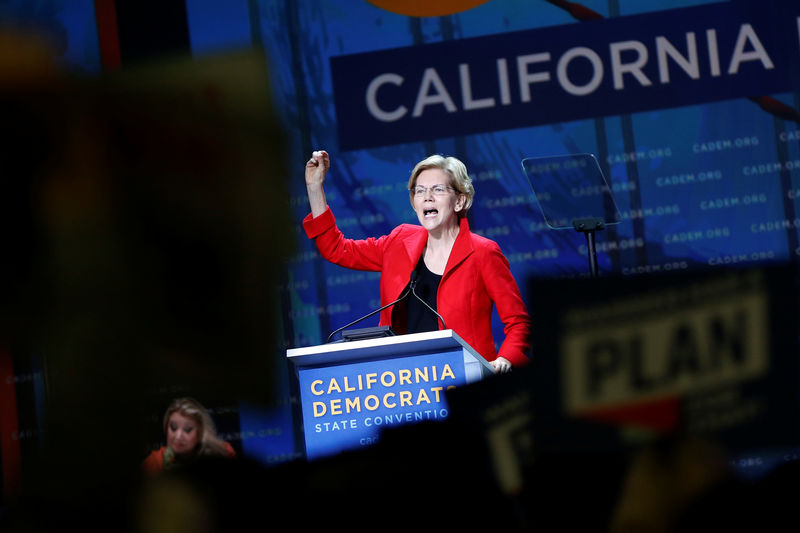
{"left": 143, "top": 397, "right": 235, "bottom": 475}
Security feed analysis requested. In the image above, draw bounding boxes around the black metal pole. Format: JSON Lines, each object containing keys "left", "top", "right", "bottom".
{"left": 584, "top": 230, "right": 599, "bottom": 278}
{"left": 573, "top": 217, "right": 603, "bottom": 278}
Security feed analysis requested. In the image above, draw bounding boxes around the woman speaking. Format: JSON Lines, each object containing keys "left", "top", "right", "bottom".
{"left": 303, "top": 150, "right": 531, "bottom": 373}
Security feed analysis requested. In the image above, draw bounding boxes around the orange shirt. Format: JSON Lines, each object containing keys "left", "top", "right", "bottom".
{"left": 142, "top": 443, "right": 236, "bottom": 475}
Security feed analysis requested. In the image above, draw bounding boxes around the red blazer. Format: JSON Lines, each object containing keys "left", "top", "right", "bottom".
{"left": 303, "top": 207, "right": 531, "bottom": 366}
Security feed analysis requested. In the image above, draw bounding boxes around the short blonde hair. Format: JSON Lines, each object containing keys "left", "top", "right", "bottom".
{"left": 408, "top": 154, "right": 474, "bottom": 218}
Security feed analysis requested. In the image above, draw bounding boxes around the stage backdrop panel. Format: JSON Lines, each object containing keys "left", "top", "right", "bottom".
{"left": 217, "top": 0, "right": 800, "bottom": 353}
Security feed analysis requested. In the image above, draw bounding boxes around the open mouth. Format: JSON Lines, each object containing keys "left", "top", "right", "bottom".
{"left": 423, "top": 208, "right": 438, "bottom": 218}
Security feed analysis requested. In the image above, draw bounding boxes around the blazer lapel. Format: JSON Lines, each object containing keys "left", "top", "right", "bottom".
{"left": 386, "top": 227, "right": 427, "bottom": 302}
{"left": 443, "top": 217, "right": 474, "bottom": 279}
{"left": 403, "top": 227, "right": 428, "bottom": 264}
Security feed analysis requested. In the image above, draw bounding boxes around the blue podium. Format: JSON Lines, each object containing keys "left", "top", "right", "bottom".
{"left": 287, "top": 330, "right": 494, "bottom": 460}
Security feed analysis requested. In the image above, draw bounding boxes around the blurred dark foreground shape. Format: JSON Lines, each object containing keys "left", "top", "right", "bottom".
{"left": 0, "top": 29, "right": 291, "bottom": 530}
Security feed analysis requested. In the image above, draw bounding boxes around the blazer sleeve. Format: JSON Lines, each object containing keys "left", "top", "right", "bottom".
{"left": 302, "top": 207, "right": 390, "bottom": 272}
{"left": 480, "top": 241, "right": 532, "bottom": 367}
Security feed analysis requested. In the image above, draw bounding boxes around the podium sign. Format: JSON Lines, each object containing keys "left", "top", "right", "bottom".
{"left": 288, "top": 330, "right": 493, "bottom": 460}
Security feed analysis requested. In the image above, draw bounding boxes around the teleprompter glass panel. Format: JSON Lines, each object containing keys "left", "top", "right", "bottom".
{"left": 521, "top": 153, "right": 621, "bottom": 230}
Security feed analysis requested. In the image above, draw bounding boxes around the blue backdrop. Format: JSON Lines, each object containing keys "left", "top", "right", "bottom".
{"left": 8, "top": 0, "right": 800, "bottom": 465}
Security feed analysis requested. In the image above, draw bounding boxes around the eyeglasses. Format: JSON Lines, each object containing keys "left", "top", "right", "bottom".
{"left": 411, "top": 184, "right": 455, "bottom": 197}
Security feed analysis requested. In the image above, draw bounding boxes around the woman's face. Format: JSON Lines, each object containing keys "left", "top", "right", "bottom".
{"left": 412, "top": 168, "right": 464, "bottom": 234}
{"left": 166, "top": 411, "right": 200, "bottom": 455}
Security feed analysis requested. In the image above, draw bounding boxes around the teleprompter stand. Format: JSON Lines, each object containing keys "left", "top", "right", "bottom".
{"left": 521, "top": 154, "right": 621, "bottom": 278}
{"left": 572, "top": 216, "right": 605, "bottom": 278}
